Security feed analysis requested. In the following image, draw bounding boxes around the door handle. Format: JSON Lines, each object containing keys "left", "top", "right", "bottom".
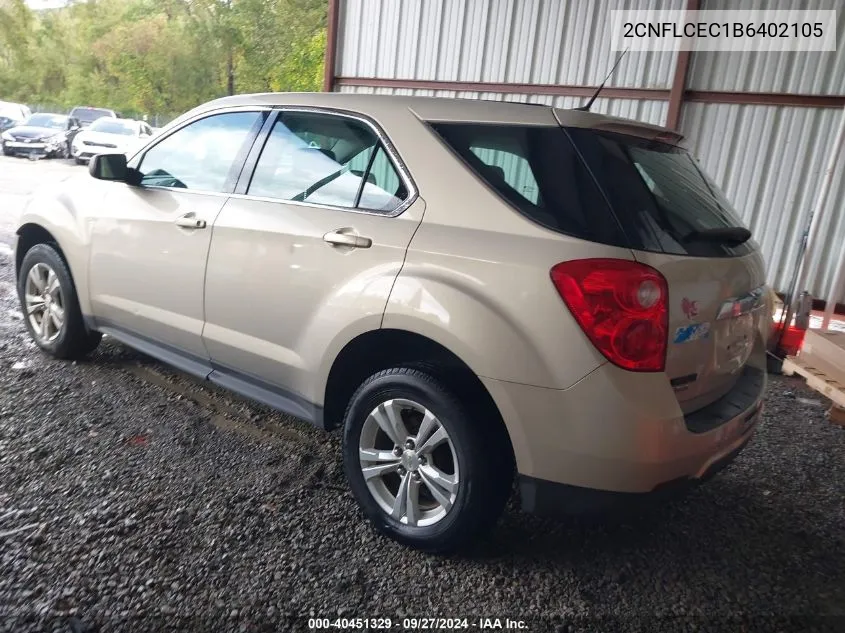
{"left": 323, "top": 229, "right": 372, "bottom": 249}
{"left": 174, "top": 214, "right": 207, "bottom": 229}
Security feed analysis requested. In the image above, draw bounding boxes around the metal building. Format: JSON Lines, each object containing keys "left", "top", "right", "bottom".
{"left": 323, "top": 0, "right": 845, "bottom": 304}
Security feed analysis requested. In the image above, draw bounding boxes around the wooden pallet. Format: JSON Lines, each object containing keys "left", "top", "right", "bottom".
{"left": 782, "top": 329, "right": 845, "bottom": 426}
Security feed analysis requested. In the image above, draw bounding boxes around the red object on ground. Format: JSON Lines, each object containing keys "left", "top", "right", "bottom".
{"left": 127, "top": 435, "right": 149, "bottom": 447}
{"left": 773, "top": 323, "right": 807, "bottom": 357}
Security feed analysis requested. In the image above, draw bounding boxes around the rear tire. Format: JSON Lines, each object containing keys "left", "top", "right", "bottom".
{"left": 17, "top": 244, "right": 101, "bottom": 360}
{"left": 342, "top": 368, "right": 512, "bottom": 553}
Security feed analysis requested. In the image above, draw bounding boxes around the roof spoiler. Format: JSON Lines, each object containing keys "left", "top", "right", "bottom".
{"left": 600, "top": 124, "right": 685, "bottom": 146}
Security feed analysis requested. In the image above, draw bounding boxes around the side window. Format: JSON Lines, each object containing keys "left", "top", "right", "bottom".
{"left": 247, "top": 111, "right": 408, "bottom": 212}
{"left": 469, "top": 144, "right": 540, "bottom": 205}
{"left": 431, "top": 123, "right": 628, "bottom": 246}
{"left": 357, "top": 146, "right": 407, "bottom": 211}
{"left": 137, "top": 111, "right": 262, "bottom": 193}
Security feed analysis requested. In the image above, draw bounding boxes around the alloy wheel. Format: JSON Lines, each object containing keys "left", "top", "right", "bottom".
{"left": 359, "top": 398, "right": 460, "bottom": 527}
{"left": 24, "top": 262, "right": 65, "bottom": 343}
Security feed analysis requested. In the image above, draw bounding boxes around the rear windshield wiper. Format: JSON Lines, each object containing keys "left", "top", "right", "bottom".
{"left": 683, "top": 226, "right": 751, "bottom": 246}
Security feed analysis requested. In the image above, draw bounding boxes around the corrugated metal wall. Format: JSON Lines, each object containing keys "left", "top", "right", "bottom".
{"left": 692, "top": 0, "right": 845, "bottom": 94}
{"left": 680, "top": 104, "right": 845, "bottom": 298}
{"left": 335, "top": 0, "right": 845, "bottom": 301}
{"left": 337, "top": 0, "right": 681, "bottom": 89}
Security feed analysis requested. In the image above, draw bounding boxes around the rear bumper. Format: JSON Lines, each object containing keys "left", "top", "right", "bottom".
{"left": 519, "top": 425, "right": 755, "bottom": 516}
{"left": 481, "top": 356, "right": 766, "bottom": 511}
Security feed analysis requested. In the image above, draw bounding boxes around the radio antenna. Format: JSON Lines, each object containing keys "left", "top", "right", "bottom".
{"left": 574, "top": 48, "right": 630, "bottom": 112}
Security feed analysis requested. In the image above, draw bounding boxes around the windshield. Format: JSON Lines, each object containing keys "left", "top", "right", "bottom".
{"left": 25, "top": 114, "right": 67, "bottom": 130}
{"left": 90, "top": 119, "right": 136, "bottom": 135}
{"left": 70, "top": 107, "right": 112, "bottom": 123}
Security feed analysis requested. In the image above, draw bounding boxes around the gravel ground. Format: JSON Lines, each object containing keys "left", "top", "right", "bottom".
{"left": 1, "top": 155, "right": 844, "bottom": 632}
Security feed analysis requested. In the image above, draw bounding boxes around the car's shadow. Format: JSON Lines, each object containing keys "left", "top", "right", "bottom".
{"left": 468, "top": 479, "right": 845, "bottom": 615}
{"left": 70, "top": 337, "right": 845, "bottom": 615}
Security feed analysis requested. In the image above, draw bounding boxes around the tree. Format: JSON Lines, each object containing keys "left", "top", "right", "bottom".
{"left": 0, "top": 0, "right": 326, "bottom": 120}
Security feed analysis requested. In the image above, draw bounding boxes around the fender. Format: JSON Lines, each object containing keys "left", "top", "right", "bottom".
{"left": 381, "top": 263, "right": 606, "bottom": 390}
{"left": 16, "top": 178, "right": 106, "bottom": 316}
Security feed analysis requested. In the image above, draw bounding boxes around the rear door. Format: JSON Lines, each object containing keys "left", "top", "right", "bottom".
{"left": 202, "top": 109, "right": 423, "bottom": 404}
{"left": 566, "top": 126, "right": 769, "bottom": 410}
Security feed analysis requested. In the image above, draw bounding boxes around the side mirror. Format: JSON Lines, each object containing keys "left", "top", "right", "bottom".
{"left": 89, "top": 153, "right": 128, "bottom": 181}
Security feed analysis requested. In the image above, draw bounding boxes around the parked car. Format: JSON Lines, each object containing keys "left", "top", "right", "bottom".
{"left": 1, "top": 113, "right": 80, "bottom": 159}
{"left": 71, "top": 118, "right": 154, "bottom": 164}
{"left": 13, "top": 93, "right": 771, "bottom": 552}
{"left": 0, "top": 101, "right": 32, "bottom": 133}
{"left": 68, "top": 106, "right": 117, "bottom": 128}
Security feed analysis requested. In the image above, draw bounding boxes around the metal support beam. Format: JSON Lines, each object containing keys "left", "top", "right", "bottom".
{"left": 335, "top": 77, "right": 845, "bottom": 110}
{"left": 334, "top": 77, "right": 669, "bottom": 100}
{"left": 665, "top": 0, "right": 699, "bottom": 130}
{"left": 322, "top": 0, "right": 339, "bottom": 93}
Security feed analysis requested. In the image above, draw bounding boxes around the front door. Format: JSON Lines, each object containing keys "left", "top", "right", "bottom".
{"left": 88, "top": 110, "right": 266, "bottom": 360}
{"left": 202, "top": 109, "right": 423, "bottom": 406}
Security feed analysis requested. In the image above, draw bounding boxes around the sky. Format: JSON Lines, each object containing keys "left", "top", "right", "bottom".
{"left": 26, "top": 0, "right": 69, "bottom": 9}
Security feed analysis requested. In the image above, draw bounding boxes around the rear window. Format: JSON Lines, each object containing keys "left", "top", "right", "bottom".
{"left": 566, "top": 128, "right": 753, "bottom": 257}
{"left": 432, "top": 122, "right": 753, "bottom": 258}
{"left": 430, "top": 123, "right": 628, "bottom": 247}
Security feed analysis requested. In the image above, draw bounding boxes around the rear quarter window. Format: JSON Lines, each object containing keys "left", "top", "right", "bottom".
{"left": 429, "top": 122, "right": 629, "bottom": 248}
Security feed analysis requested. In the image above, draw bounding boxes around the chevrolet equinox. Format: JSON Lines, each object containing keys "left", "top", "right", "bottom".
{"left": 15, "top": 93, "right": 771, "bottom": 552}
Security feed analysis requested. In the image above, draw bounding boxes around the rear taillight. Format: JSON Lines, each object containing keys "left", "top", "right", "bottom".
{"left": 550, "top": 259, "right": 668, "bottom": 372}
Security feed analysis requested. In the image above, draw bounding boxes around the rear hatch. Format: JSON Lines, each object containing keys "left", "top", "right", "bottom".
{"left": 563, "top": 121, "right": 768, "bottom": 411}
{"left": 428, "top": 110, "right": 768, "bottom": 412}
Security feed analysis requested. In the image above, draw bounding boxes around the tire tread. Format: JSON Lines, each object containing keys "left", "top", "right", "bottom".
{"left": 18, "top": 243, "right": 101, "bottom": 360}
{"left": 342, "top": 367, "right": 512, "bottom": 553}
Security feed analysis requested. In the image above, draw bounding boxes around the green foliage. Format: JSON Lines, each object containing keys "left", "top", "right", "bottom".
{"left": 0, "top": 0, "right": 326, "bottom": 121}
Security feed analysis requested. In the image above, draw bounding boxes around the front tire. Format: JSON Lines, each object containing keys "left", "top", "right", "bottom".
{"left": 17, "top": 244, "right": 101, "bottom": 359}
{"left": 342, "top": 368, "right": 512, "bottom": 553}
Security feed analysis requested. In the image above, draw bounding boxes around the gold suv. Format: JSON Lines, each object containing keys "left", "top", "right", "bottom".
{"left": 15, "top": 93, "right": 770, "bottom": 552}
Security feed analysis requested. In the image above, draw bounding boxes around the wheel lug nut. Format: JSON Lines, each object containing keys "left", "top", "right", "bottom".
{"left": 404, "top": 440, "right": 415, "bottom": 450}
{"left": 419, "top": 456, "right": 427, "bottom": 465}
{"left": 393, "top": 447, "right": 402, "bottom": 457}
{"left": 397, "top": 467, "right": 407, "bottom": 476}
{"left": 412, "top": 472, "right": 421, "bottom": 482}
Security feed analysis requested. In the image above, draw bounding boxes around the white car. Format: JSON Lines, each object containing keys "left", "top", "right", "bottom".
{"left": 71, "top": 118, "right": 154, "bottom": 164}
{"left": 0, "top": 101, "right": 32, "bottom": 132}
